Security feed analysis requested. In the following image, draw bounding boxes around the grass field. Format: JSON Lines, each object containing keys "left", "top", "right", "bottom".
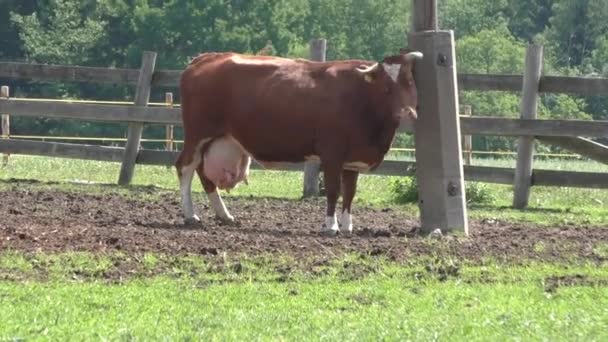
{"left": 1, "top": 155, "right": 607, "bottom": 340}
{"left": 1, "top": 254, "right": 607, "bottom": 341}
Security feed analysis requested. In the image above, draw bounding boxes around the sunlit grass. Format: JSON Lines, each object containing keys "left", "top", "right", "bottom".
{"left": 0, "top": 250, "right": 607, "bottom": 341}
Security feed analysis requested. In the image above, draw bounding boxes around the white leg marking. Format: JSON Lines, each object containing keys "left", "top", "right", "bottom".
{"left": 208, "top": 190, "right": 234, "bottom": 222}
{"left": 180, "top": 138, "right": 211, "bottom": 223}
{"left": 323, "top": 214, "right": 339, "bottom": 235}
{"left": 180, "top": 164, "right": 198, "bottom": 222}
{"left": 341, "top": 210, "right": 353, "bottom": 234}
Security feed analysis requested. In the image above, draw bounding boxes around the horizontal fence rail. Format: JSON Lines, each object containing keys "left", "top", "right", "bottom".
{"left": 3, "top": 98, "right": 608, "bottom": 137}
{"left": 0, "top": 62, "right": 181, "bottom": 87}
{"left": 5, "top": 134, "right": 591, "bottom": 159}
{"left": 458, "top": 74, "right": 608, "bottom": 96}
{"left": 1, "top": 138, "right": 606, "bottom": 189}
{"left": 0, "top": 99, "right": 181, "bottom": 124}
{"left": 0, "top": 62, "right": 140, "bottom": 85}
{"left": 459, "top": 117, "right": 608, "bottom": 138}
{"left": 3, "top": 61, "right": 608, "bottom": 96}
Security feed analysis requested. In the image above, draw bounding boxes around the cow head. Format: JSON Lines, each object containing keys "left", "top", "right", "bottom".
{"left": 356, "top": 50, "right": 423, "bottom": 126}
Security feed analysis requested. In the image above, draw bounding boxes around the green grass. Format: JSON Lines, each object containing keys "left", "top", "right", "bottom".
{"left": 0, "top": 251, "right": 607, "bottom": 341}
{"left": 1, "top": 155, "right": 607, "bottom": 226}
{"left": 1, "top": 152, "right": 607, "bottom": 341}
{"left": 388, "top": 152, "right": 608, "bottom": 173}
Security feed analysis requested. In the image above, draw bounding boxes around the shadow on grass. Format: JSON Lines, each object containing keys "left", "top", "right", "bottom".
{"left": 468, "top": 204, "right": 570, "bottom": 214}
{"left": 143, "top": 221, "right": 323, "bottom": 239}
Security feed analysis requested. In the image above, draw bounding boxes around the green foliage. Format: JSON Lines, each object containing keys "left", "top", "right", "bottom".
{"left": 591, "top": 36, "right": 608, "bottom": 75}
{"left": 506, "top": 0, "right": 552, "bottom": 42}
{"left": 2, "top": 0, "right": 607, "bottom": 146}
{"left": 0, "top": 0, "right": 37, "bottom": 60}
{"left": 391, "top": 133, "right": 414, "bottom": 149}
{"left": 539, "top": 94, "right": 593, "bottom": 120}
{"left": 389, "top": 176, "right": 418, "bottom": 204}
{"left": 389, "top": 177, "right": 495, "bottom": 205}
{"left": 465, "top": 182, "right": 496, "bottom": 205}
{"left": 456, "top": 24, "right": 526, "bottom": 74}
{"left": 438, "top": 0, "right": 509, "bottom": 38}
{"left": 308, "top": 0, "right": 411, "bottom": 61}
{"left": 544, "top": 0, "right": 608, "bottom": 68}
{"left": 10, "top": 0, "right": 108, "bottom": 65}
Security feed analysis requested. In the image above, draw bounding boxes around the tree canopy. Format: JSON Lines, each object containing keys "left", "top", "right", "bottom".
{"left": 0, "top": 0, "right": 606, "bottom": 150}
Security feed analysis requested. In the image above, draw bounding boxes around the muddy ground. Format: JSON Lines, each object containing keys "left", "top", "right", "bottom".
{"left": 0, "top": 183, "right": 606, "bottom": 264}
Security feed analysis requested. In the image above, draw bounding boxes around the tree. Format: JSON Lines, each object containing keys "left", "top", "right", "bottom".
{"left": 543, "top": 0, "right": 608, "bottom": 68}
{"left": 0, "top": 0, "right": 37, "bottom": 61}
{"left": 10, "top": 0, "right": 108, "bottom": 65}
{"left": 308, "top": 0, "right": 411, "bottom": 61}
{"left": 539, "top": 94, "right": 592, "bottom": 120}
{"left": 438, "top": 0, "right": 508, "bottom": 38}
{"left": 456, "top": 24, "right": 525, "bottom": 74}
{"left": 506, "top": 0, "right": 552, "bottom": 43}
{"left": 3, "top": 0, "right": 605, "bottom": 145}
{"left": 590, "top": 36, "right": 608, "bottom": 75}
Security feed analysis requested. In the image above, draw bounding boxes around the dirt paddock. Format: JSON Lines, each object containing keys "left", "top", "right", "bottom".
{"left": 0, "top": 184, "right": 606, "bottom": 264}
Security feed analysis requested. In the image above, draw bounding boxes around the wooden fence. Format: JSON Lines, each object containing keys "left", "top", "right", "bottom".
{"left": 1, "top": 44, "right": 607, "bottom": 208}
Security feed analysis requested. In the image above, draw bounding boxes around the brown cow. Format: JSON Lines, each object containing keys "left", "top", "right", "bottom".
{"left": 175, "top": 49, "right": 423, "bottom": 235}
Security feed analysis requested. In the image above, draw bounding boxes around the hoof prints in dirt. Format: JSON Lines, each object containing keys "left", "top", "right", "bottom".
{"left": 0, "top": 188, "right": 607, "bottom": 263}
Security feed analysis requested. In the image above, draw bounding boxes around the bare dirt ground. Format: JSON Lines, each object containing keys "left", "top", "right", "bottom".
{"left": 1, "top": 184, "right": 606, "bottom": 264}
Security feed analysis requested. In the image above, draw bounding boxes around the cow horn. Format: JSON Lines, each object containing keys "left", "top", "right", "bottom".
{"left": 356, "top": 62, "right": 380, "bottom": 74}
{"left": 404, "top": 52, "right": 423, "bottom": 62}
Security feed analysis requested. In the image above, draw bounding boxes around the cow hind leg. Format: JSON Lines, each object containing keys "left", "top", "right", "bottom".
{"left": 320, "top": 161, "right": 343, "bottom": 236}
{"left": 196, "top": 161, "right": 235, "bottom": 224}
{"left": 175, "top": 138, "right": 212, "bottom": 225}
{"left": 340, "top": 170, "right": 359, "bottom": 235}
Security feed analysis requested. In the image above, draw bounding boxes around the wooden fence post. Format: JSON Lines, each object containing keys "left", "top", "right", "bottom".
{"left": 117, "top": 51, "right": 157, "bottom": 185}
{"left": 462, "top": 105, "right": 472, "bottom": 165}
{"left": 302, "top": 38, "right": 327, "bottom": 198}
{"left": 165, "top": 92, "right": 174, "bottom": 151}
{"left": 412, "top": 0, "right": 438, "bottom": 32}
{"left": 1, "top": 86, "right": 9, "bottom": 166}
{"left": 513, "top": 45, "right": 543, "bottom": 209}
{"left": 409, "top": 0, "right": 469, "bottom": 235}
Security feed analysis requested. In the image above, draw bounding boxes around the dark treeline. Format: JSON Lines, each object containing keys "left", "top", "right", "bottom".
{"left": 0, "top": 0, "right": 607, "bottom": 151}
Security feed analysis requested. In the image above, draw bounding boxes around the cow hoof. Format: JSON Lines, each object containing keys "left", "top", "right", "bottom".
{"left": 341, "top": 228, "right": 353, "bottom": 236}
{"left": 216, "top": 214, "right": 236, "bottom": 226}
{"left": 320, "top": 227, "right": 340, "bottom": 236}
{"left": 184, "top": 215, "right": 202, "bottom": 226}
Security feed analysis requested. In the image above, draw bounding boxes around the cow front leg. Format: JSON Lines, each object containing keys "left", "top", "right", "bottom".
{"left": 196, "top": 163, "right": 235, "bottom": 224}
{"left": 176, "top": 141, "right": 206, "bottom": 225}
{"left": 340, "top": 170, "right": 359, "bottom": 235}
{"left": 321, "top": 162, "right": 342, "bottom": 235}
